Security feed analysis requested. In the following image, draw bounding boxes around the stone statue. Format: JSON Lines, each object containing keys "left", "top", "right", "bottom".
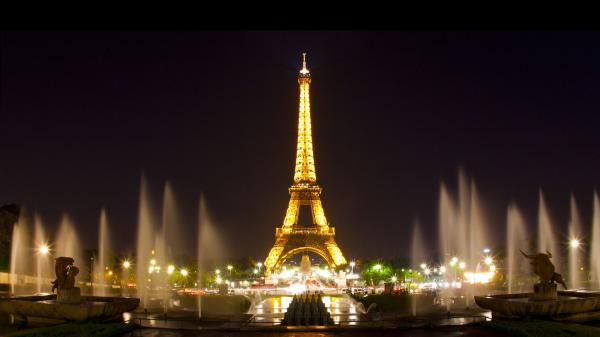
{"left": 520, "top": 249, "right": 566, "bottom": 289}
{"left": 51, "top": 257, "right": 81, "bottom": 304}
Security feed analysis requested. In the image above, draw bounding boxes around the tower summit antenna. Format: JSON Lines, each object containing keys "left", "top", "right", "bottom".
{"left": 300, "top": 52, "right": 310, "bottom": 75}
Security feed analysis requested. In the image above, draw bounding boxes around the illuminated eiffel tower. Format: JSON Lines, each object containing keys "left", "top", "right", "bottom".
{"left": 264, "top": 53, "right": 347, "bottom": 274}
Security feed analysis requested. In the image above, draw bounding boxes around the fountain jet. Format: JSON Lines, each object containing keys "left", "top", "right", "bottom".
{"left": 591, "top": 192, "right": 600, "bottom": 288}
{"left": 506, "top": 203, "right": 528, "bottom": 293}
{"left": 135, "top": 175, "right": 155, "bottom": 310}
{"left": 34, "top": 214, "right": 51, "bottom": 294}
{"left": 93, "top": 209, "right": 110, "bottom": 296}
{"left": 537, "top": 190, "right": 561, "bottom": 273}
{"left": 567, "top": 195, "right": 582, "bottom": 290}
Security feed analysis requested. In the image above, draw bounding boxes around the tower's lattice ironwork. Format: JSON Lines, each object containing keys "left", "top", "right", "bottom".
{"left": 264, "top": 54, "right": 347, "bottom": 274}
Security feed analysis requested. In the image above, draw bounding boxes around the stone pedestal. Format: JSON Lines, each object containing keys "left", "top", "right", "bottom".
{"left": 57, "top": 287, "right": 81, "bottom": 304}
{"left": 530, "top": 282, "right": 557, "bottom": 301}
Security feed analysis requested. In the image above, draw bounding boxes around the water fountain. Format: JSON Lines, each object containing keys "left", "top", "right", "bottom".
{"left": 135, "top": 176, "right": 155, "bottom": 310}
{"left": 568, "top": 195, "right": 582, "bottom": 290}
{"left": 55, "top": 214, "right": 83, "bottom": 283}
{"left": 153, "top": 181, "right": 179, "bottom": 314}
{"left": 537, "top": 190, "right": 561, "bottom": 273}
{"left": 10, "top": 211, "right": 31, "bottom": 296}
{"left": 33, "top": 214, "right": 51, "bottom": 294}
{"left": 410, "top": 221, "right": 425, "bottom": 316}
{"left": 197, "top": 193, "right": 225, "bottom": 318}
{"left": 93, "top": 209, "right": 110, "bottom": 296}
{"left": 591, "top": 192, "right": 600, "bottom": 288}
{"left": 437, "top": 170, "right": 490, "bottom": 310}
{"left": 506, "top": 203, "right": 528, "bottom": 294}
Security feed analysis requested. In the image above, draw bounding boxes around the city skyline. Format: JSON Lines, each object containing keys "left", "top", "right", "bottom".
{"left": 1, "top": 31, "right": 599, "bottom": 260}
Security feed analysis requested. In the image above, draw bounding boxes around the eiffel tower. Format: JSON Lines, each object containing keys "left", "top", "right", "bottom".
{"left": 264, "top": 53, "right": 347, "bottom": 274}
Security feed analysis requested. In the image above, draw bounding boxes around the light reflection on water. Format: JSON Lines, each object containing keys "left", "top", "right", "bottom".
{"left": 251, "top": 295, "right": 362, "bottom": 325}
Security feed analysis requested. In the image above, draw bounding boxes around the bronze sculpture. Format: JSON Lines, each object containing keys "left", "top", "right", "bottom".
{"left": 51, "top": 257, "right": 79, "bottom": 293}
{"left": 520, "top": 249, "right": 567, "bottom": 289}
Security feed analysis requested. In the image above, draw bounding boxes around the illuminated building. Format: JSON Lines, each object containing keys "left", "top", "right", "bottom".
{"left": 264, "top": 53, "right": 347, "bottom": 274}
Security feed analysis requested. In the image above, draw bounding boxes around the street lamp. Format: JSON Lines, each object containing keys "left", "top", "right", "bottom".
{"left": 227, "top": 265, "right": 233, "bottom": 276}
{"left": 180, "top": 269, "right": 189, "bottom": 277}
{"left": 484, "top": 257, "right": 493, "bottom": 265}
{"left": 122, "top": 260, "right": 131, "bottom": 269}
{"left": 167, "top": 265, "right": 175, "bottom": 275}
{"left": 350, "top": 261, "right": 356, "bottom": 274}
{"left": 570, "top": 239, "right": 580, "bottom": 249}
{"left": 38, "top": 244, "right": 49, "bottom": 255}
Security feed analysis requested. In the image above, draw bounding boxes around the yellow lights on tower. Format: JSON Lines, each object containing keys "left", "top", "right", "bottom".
{"left": 264, "top": 53, "right": 347, "bottom": 274}
{"left": 293, "top": 53, "right": 317, "bottom": 184}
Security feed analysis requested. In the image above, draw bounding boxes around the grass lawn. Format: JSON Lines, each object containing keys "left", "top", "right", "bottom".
{"left": 6, "top": 321, "right": 135, "bottom": 337}
{"left": 354, "top": 293, "right": 436, "bottom": 312}
{"left": 483, "top": 319, "right": 600, "bottom": 337}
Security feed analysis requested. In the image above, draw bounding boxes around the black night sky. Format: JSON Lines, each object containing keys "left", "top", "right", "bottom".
{"left": 1, "top": 31, "right": 599, "bottom": 261}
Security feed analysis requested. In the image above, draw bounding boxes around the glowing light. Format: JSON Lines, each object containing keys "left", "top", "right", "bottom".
{"left": 420, "top": 263, "right": 427, "bottom": 270}
{"left": 108, "top": 270, "right": 113, "bottom": 276}
{"left": 373, "top": 264, "right": 382, "bottom": 271}
{"left": 257, "top": 262, "right": 263, "bottom": 268}
{"left": 253, "top": 268, "right": 258, "bottom": 274}
{"left": 216, "top": 276, "right": 222, "bottom": 284}
{"left": 180, "top": 269, "right": 188, "bottom": 277}
{"left": 288, "top": 283, "right": 306, "bottom": 294}
{"left": 450, "top": 257, "right": 458, "bottom": 266}
{"left": 483, "top": 248, "right": 491, "bottom": 254}
{"left": 464, "top": 271, "right": 494, "bottom": 284}
{"left": 440, "top": 266, "right": 447, "bottom": 273}
{"left": 459, "top": 262, "right": 466, "bottom": 269}
{"left": 38, "top": 244, "right": 49, "bottom": 255}
{"left": 150, "top": 259, "right": 156, "bottom": 266}
{"left": 484, "top": 257, "right": 493, "bottom": 265}
{"left": 263, "top": 53, "right": 347, "bottom": 273}
{"left": 350, "top": 261, "right": 355, "bottom": 267}
{"left": 167, "top": 265, "right": 175, "bottom": 275}
{"left": 122, "top": 260, "right": 131, "bottom": 269}
{"left": 227, "top": 265, "right": 233, "bottom": 271}
{"left": 391, "top": 276, "right": 397, "bottom": 282}
{"left": 490, "top": 265, "right": 496, "bottom": 272}
{"left": 148, "top": 266, "right": 154, "bottom": 274}
{"left": 570, "top": 239, "right": 580, "bottom": 248}
{"left": 424, "top": 268, "right": 431, "bottom": 275}
{"left": 215, "top": 269, "right": 221, "bottom": 274}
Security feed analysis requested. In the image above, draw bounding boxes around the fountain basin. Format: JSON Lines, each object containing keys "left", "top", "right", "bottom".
{"left": 475, "top": 291, "right": 600, "bottom": 322}
{"left": 0, "top": 294, "right": 139, "bottom": 321}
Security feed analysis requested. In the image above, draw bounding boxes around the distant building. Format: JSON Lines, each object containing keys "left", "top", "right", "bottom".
{"left": 0, "top": 204, "right": 20, "bottom": 271}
